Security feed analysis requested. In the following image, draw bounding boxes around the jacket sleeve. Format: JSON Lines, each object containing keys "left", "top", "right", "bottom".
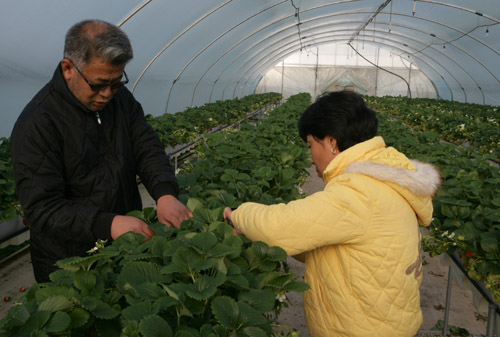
{"left": 231, "top": 182, "right": 371, "bottom": 256}
{"left": 10, "top": 109, "right": 112, "bottom": 243}
{"left": 125, "top": 91, "right": 179, "bottom": 201}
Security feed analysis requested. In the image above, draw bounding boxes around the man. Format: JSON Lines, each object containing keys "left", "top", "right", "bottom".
{"left": 10, "top": 19, "right": 192, "bottom": 282}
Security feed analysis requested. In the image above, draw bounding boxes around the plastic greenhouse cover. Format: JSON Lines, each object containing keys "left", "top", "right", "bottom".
{"left": 1, "top": 0, "right": 500, "bottom": 138}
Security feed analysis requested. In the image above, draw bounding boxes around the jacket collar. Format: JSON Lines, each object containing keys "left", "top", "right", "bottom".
{"left": 322, "top": 136, "right": 441, "bottom": 225}
{"left": 52, "top": 63, "right": 93, "bottom": 113}
{"left": 323, "top": 136, "right": 440, "bottom": 197}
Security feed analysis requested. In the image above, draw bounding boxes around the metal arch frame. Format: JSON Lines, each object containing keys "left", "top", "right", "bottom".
{"left": 239, "top": 34, "right": 461, "bottom": 100}
{"left": 219, "top": 22, "right": 468, "bottom": 105}
{"left": 227, "top": 17, "right": 496, "bottom": 105}
{"left": 127, "top": 1, "right": 500, "bottom": 111}
{"left": 129, "top": 0, "right": 370, "bottom": 112}
{"left": 237, "top": 26, "right": 482, "bottom": 103}
{"left": 130, "top": 0, "right": 360, "bottom": 92}
{"left": 163, "top": 0, "right": 288, "bottom": 113}
{"left": 244, "top": 38, "right": 455, "bottom": 102}
{"left": 130, "top": 0, "right": 233, "bottom": 93}
{"left": 235, "top": 33, "right": 461, "bottom": 103}
{"left": 202, "top": 10, "right": 498, "bottom": 107}
{"left": 116, "top": 0, "right": 152, "bottom": 27}
{"left": 415, "top": 0, "right": 500, "bottom": 24}
{"left": 245, "top": 39, "right": 450, "bottom": 100}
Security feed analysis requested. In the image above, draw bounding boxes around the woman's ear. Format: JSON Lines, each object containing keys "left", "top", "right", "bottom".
{"left": 325, "top": 136, "right": 339, "bottom": 155}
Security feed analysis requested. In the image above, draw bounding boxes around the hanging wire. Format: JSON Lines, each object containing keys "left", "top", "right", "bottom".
{"left": 348, "top": 42, "right": 412, "bottom": 98}
{"left": 290, "top": 0, "right": 305, "bottom": 51}
{"left": 411, "top": 23, "right": 498, "bottom": 55}
{"left": 389, "top": 0, "right": 393, "bottom": 33}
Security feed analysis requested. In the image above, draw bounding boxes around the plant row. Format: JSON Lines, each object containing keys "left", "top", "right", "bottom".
{"left": 0, "top": 93, "right": 312, "bottom": 337}
{"left": 364, "top": 95, "right": 500, "bottom": 161}
{"left": 371, "top": 99, "right": 500, "bottom": 303}
{"left": 147, "top": 93, "right": 282, "bottom": 148}
{"left": 0, "top": 137, "right": 18, "bottom": 223}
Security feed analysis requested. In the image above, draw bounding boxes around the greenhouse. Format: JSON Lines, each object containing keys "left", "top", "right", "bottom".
{"left": 0, "top": 1, "right": 499, "bottom": 336}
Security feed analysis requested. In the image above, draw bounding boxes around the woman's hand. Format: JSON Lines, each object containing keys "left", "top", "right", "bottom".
{"left": 223, "top": 207, "right": 241, "bottom": 235}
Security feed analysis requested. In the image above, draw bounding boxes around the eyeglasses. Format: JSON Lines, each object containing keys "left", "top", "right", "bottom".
{"left": 67, "top": 59, "right": 129, "bottom": 92}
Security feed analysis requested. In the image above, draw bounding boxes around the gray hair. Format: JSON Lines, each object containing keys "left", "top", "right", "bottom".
{"left": 63, "top": 19, "right": 133, "bottom": 68}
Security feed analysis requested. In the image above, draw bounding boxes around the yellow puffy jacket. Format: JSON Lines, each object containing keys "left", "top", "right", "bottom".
{"left": 232, "top": 136, "right": 441, "bottom": 337}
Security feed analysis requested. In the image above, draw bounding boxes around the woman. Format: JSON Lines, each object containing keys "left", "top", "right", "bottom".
{"left": 224, "top": 91, "right": 441, "bottom": 337}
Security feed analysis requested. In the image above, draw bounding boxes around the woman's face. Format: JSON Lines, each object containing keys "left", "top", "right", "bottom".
{"left": 306, "top": 135, "right": 338, "bottom": 177}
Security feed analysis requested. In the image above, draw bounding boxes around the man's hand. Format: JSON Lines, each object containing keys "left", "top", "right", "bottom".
{"left": 157, "top": 195, "right": 193, "bottom": 228}
{"left": 110, "top": 215, "right": 155, "bottom": 240}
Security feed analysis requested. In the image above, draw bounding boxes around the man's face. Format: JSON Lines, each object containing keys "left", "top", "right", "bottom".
{"left": 61, "top": 58, "right": 126, "bottom": 111}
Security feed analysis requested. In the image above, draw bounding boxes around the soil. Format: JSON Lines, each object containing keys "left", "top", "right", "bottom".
{"left": 0, "top": 166, "right": 490, "bottom": 336}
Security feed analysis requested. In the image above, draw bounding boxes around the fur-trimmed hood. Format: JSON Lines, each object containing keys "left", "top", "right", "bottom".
{"left": 344, "top": 159, "right": 441, "bottom": 197}
{"left": 323, "top": 136, "right": 441, "bottom": 225}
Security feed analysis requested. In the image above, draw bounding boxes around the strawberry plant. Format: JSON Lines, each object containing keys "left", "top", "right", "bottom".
{"left": 147, "top": 93, "right": 282, "bottom": 148}
{"left": 372, "top": 99, "right": 500, "bottom": 303}
{"left": 365, "top": 95, "right": 500, "bottom": 161}
{"left": 0, "top": 206, "right": 309, "bottom": 336}
{"left": 0, "top": 137, "right": 19, "bottom": 222}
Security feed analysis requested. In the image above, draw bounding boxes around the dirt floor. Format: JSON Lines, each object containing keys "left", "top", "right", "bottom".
{"left": 0, "top": 166, "right": 492, "bottom": 336}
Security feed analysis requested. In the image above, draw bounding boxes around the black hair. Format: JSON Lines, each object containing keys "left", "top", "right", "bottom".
{"left": 298, "top": 90, "right": 378, "bottom": 151}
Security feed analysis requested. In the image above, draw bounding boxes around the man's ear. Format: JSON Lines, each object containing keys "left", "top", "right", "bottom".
{"left": 60, "top": 59, "right": 73, "bottom": 81}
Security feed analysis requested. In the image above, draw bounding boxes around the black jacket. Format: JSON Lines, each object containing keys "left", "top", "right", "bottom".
{"left": 10, "top": 64, "right": 178, "bottom": 281}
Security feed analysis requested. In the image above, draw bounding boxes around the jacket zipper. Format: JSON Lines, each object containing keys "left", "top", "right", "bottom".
{"left": 95, "top": 111, "right": 102, "bottom": 125}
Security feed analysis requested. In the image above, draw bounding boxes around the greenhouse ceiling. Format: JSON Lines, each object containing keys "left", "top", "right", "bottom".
{"left": 1, "top": 0, "right": 500, "bottom": 138}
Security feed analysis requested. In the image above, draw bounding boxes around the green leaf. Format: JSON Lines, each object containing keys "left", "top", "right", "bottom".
{"left": 192, "top": 231, "right": 218, "bottom": 251}
{"left": 255, "top": 272, "right": 285, "bottom": 289}
{"left": 49, "top": 269, "right": 75, "bottom": 287}
{"left": 152, "top": 296, "right": 178, "bottom": 314}
{"left": 126, "top": 210, "right": 145, "bottom": 221}
{"left": 3, "top": 305, "right": 31, "bottom": 327}
{"left": 56, "top": 251, "right": 119, "bottom": 272}
{"left": 38, "top": 295, "right": 74, "bottom": 313}
{"left": 117, "top": 261, "right": 162, "bottom": 292}
{"left": 265, "top": 246, "right": 287, "bottom": 261}
{"left": 237, "top": 301, "right": 268, "bottom": 327}
{"left": 18, "top": 311, "right": 51, "bottom": 332}
{"left": 187, "top": 198, "right": 205, "bottom": 212}
{"left": 92, "top": 299, "right": 121, "bottom": 320}
{"left": 186, "top": 275, "right": 219, "bottom": 300}
{"left": 122, "top": 301, "right": 153, "bottom": 323}
{"left": 170, "top": 246, "right": 212, "bottom": 274}
{"left": 139, "top": 314, "right": 173, "bottom": 337}
{"left": 45, "top": 311, "right": 71, "bottom": 333}
{"left": 283, "top": 281, "right": 310, "bottom": 293}
{"left": 239, "top": 326, "right": 268, "bottom": 337}
{"left": 74, "top": 270, "right": 97, "bottom": 295}
{"left": 80, "top": 296, "right": 120, "bottom": 319}
{"left": 208, "top": 243, "right": 238, "bottom": 258}
{"left": 238, "top": 288, "right": 275, "bottom": 312}
{"left": 212, "top": 296, "right": 240, "bottom": 329}
{"left": 480, "top": 231, "right": 500, "bottom": 254}
{"left": 68, "top": 308, "right": 90, "bottom": 329}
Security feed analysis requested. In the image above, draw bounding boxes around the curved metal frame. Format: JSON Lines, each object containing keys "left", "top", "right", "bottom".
{"left": 126, "top": 0, "right": 500, "bottom": 112}
{"left": 215, "top": 22, "right": 465, "bottom": 104}
{"left": 235, "top": 26, "right": 486, "bottom": 104}
{"left": 163, "top": 0, "right": 288, "bottom": 113}
{"left": 197, "top": 11, "right": 497, "bottom": 108}
{"left": 236, "top": 35, "right": 460, "bottom": 103}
